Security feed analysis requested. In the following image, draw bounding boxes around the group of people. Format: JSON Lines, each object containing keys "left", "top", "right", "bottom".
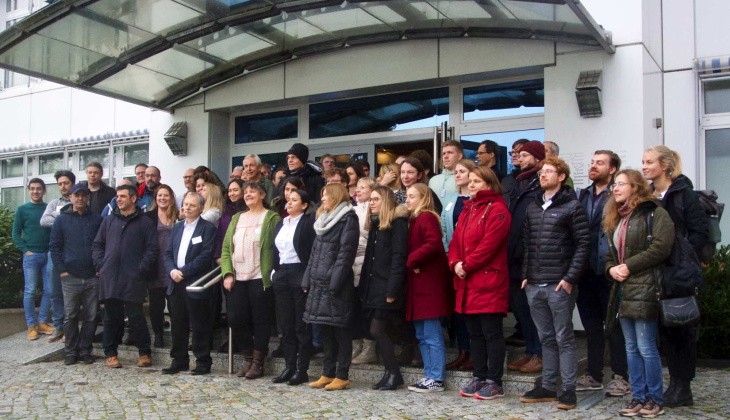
{"left": 11, "top": 138, "right": 708, "bottom": 417}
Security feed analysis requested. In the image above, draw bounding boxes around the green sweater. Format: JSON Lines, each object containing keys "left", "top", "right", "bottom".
{"left": 220, "top": 209, "right": 280, "bottom": 288}
{"left": 12, "top": 202, "right": 51, "bottom": 253}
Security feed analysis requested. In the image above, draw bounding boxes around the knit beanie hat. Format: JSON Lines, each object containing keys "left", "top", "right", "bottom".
{"left": 519, "top": 140, "right": 546, "bottom": 161}
{"left": 288, "top": 143, "right": 309, "bottom": 164}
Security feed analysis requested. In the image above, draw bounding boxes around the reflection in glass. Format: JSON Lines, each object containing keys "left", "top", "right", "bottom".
{"left": 704, "top": 78, "right": 730, "bottom": 115}
{"left": 1, "top": 157, "right": 24, "bottom": 178}
{"left": 45, "top": 183, "right": 61, "bottom": 203}
{"left": 310, "top": 88, "right": 449, "bottom": 139}
{"left": 39, "top": 153, "right": 64, "bottom": 175}
{"left": 234, "top": 110, "right": 298, "bottom": 144}
{"left": 706, "top": 128, "right": 730, "bottom": 245}
{"left": 1, "top": 186, "right": 25, "bottom": 209}
{"left": 124, "top": 144, "right": 149, "bottom": 167}
{"left": 463, "top": 80, "right": 544, "bottom": 121}
{"left": 79, "top": 149, "right": 109, "bottom": 171}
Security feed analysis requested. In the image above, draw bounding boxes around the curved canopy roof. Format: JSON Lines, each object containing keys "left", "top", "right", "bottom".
{"left": 0, "top": 0, "right": 613, "bottom": 110}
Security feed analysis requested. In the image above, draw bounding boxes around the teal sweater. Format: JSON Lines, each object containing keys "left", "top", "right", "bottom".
{"left": 12, "top": 202, "right": 51, "bottom": 253}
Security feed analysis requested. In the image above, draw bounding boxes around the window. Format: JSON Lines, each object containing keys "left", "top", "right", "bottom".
{"left": 463, "top": 79, "right": 545, "bottom": 121}
{"left": 309, "top": 88, "right": 449, "bottom": 139}
{"left": 1, "top": 157, "right": 23, "bottom": 178}
{"left": 703, "top": 78, "right": 730, "bottom": 115}
{"left": 705, "top": 128, "right": 730, "bottom": 245}
{"left": 0, "top": 186, "right": 24, "bottom": 210}
{"left": 44, "top": 183, "right": 61, "bottom": 203}
{"left": 39, "top": 153, "right": 64, "bottom": 175}
{"left": 461, "top": 129, "right": 545, "bottom": 174}
{"left": 79, "top": 149, "right": 109, "bottom": 171}
{"left": 234, "top": 110, "right": 298, "bottom": 144}
{"left": 123, "top": 144, "right": 149, "bottom": 167}
{"left": 6, "top": 0, "right": 17, "bottom": 13}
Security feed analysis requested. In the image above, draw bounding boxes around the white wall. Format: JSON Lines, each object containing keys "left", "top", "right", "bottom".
{"left": 695, "top": 0, "right": 730, "bottom": 59}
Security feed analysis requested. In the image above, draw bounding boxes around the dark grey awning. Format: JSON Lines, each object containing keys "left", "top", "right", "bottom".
{"left": 0, "top": 0, "right": 613, "bottom": 110}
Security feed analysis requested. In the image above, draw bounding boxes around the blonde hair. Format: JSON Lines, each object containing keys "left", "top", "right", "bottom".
{"left": 378, "top": 163, "right": 402, "bottom": 190}
{"left": 365, "top": 186, "right": 400, "bottom": 231}
{"left": 357, "top": 177, "right": 377, "bottom": 189}
{"left": 202, "top": 182, "right": 223, "bottom": 213}
{"left": 645, "top": 145, "right": 682, "bottom": 180}
{"left": 406, "top": 184, "right": 442, "bottom": 234}
{"left": 317, "top": 184, "right": 350, "bottom": 217}
{"left": 602, "top": 169, "right": 655, "bottom": 232}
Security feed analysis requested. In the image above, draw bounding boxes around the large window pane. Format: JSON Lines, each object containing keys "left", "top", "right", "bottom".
{"left": 124, "top": 144, "right": 149, "bottom": 167}
{"left": 704, "top": 78, "right": 730, "bottom": 114}
{"left": 79, "top": 149, "right": 109, "bottom": 171}
{"left": 234, "top": 110, "right": 298, "bottom": 144}
{"left": 1, "top": 186, "right": 24, "bottom": 210}
{"left": 706, "top": 128, "right": 730, "bottom": 245}
{"left": 44, "top": 183, "right": 61, "bottom": 203}
{"left": 39, "top": 153, "right": 64, "bottom": 175}
{"left": 1, "top": 157, "right": 23, "bottom": 178}
{"left": 309, "top": 88, "right": 449, "bottom": 139}
{"left": 463, "top": 80, "right": 545, "bottom": 121}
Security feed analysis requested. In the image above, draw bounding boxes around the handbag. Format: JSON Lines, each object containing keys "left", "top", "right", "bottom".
{"left": 645, "top": 211, "right": 701, "bottom": 327}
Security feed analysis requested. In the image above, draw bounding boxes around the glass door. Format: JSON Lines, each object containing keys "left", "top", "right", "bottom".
{"left": 704, "top": 127, "right": 730, "bottom": 246}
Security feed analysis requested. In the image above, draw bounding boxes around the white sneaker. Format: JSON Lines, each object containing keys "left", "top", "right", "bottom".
{"left": 576, "top": 374, "right": 604, "bottom": 391}
{"left": 606, "top": 374, "right": 631, "bottom": 397}
{"left": 411, "top": 378, "right": 444, "bottom": 393}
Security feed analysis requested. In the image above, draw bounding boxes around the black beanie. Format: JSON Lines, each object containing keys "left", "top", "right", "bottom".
{"left": 288, "top": 143, "right": 309, "bottom": 164}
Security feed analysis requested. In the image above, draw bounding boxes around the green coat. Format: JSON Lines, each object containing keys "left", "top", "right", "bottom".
{"left": 605, "top": 200, "right": 674, "bottom": 320}
{"left": 220, "top": 209, "right": 281, "bottom": 288}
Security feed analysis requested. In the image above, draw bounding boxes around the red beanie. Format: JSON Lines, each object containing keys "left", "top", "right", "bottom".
{"left": 519, "top": 141, "right": 546, "bottom": 161}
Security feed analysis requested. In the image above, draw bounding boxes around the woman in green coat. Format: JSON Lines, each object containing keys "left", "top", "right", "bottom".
{"left": 604, "top": 169, "right": 674, "bottom": 418}
{"left": 221, "top": 182, "right": 281, "bottom": 380}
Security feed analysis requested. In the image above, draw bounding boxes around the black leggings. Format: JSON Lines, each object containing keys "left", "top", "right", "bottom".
{"left": 370, "top": 318, "right": 398, "bottom": 372}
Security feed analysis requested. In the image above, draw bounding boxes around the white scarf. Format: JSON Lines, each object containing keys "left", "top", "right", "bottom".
{"left": 313, "top": 202, "right": 353, "bottom": 235}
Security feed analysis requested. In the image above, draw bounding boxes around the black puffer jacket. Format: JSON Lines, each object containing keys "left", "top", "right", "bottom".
{"left": 302, "top": 207, "right": 359, "bottom": 327}
{"left": 521, "top": 185, "right": 590, "bottom": 285}
{"left": 657, "top": 175, "right": 709, "bottom": 259}
{"left": 507, "top": 171, "right": 541, "bottom": 279}
{"left": 359, "top": 206, "right": 409, "bottom": 310}
{"left": 286, "top": 162, "right": 326, "bottom": 205}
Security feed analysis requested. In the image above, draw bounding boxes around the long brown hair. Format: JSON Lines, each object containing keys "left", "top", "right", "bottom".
{"left": 365, "top": 186, "right": 400, "bottom": 230}
{"left": 406, "top": 184, "right": 442, "bottom": 234}
{"left": 602, "top": 169, "right": 655, "bottom": 232}
{"left": 470, "top": 166, "right": 503, "bottom": 195}
{"left": 317, "top": 184, "right": 350, "bottom": 217}
{"left": 149, "top": 184, "right": 179, "bottom": 223}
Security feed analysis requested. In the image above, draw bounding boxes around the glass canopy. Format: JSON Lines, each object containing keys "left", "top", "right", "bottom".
{"left": 0, "top": 0, "right": 613, "bottom": 110}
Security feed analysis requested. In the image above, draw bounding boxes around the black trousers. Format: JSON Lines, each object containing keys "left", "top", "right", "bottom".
{"left": 576, "top": 272, "right": 628, "bottom": 381}
{"left": 148, "top": 287, "right": 168, "bottom": 336}
{"left": 273, "top": 264, "right": 311, "bottom": 370}
{"left": 464, "top": 313, "right": 505, "bottom": 385}
{"left": 321, "top": 325, "right": 352, "bottom": 380}
{"left": 102, "top": 299, "right": 150, "bottom": 357}
{"left": 169, "top": 282, "right": 215, "bottom": 369}
{"left": 661, "top": 323, "right": 698, "bottom": 381}
{"left": 226, "top": 278, "right": 274, "bottom": 353}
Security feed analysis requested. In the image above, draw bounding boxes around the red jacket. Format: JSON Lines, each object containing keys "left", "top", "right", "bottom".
{"left": 448, "top": 189, "right": 511, "bottom": 315}
{"left": 405, "top": 212, "right": 453, "bottom": 321}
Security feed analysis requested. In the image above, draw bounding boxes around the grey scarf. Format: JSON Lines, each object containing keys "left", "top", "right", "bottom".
{"left": 314, "top": 202, "right": 353, "bottom": 235}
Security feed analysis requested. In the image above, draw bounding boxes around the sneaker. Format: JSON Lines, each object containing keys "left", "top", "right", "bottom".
{"left": 474, "top": 380, "right": 505, "bottom": 400}
{"left": 48, "top": 330, "right": 64, "bottom": 343}
{"left": 459, "top": 377, "right": 487, "bottom": 397}
{"left": 576, "top": 374, "right": 604, "bottom": 391}
{"left": 637, "top": 398, "right": 664, "bottom": 418}
{"left": 106, "top": 356, "right": 122, "bottom": 368}
{"left": 507, "top": 354, "right": 531, "bottom": 371}
{"left": 606, "top": 374, "right": 632, "bottom": 397}
{"left": 520, "top": 386, "right": 558, "bottom": 403}
{"left": 37, "top": 323, "right": 55, "bottom": 335}
{"left": 137, "top": 355, "right": 152, "bottom": 367}
{"left": 519, "top": 355, "right": 543, "bottom": 373}
{"left": 557, "top": 389, "right": 577, "bottom": 410}
{"left": 619, "top": 398, "right": 645, "bottom": 417}
{"left": 27, "top": 327, "right": 39, "bottom": 341}
{"left": 411, "top": 378, "right": 444, "bottom": 393}
{"left": 408, "top": 378, "right": 427, "bottom": 391}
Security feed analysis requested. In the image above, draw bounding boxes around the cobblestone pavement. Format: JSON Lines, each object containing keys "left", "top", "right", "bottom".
{"left": 0, "top": 361, "right": 727, "bottom": 419}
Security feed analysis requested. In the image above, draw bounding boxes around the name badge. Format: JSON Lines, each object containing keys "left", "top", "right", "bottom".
{"left": 191, "top": 236, "right": 202, "bottom": 245}
{"left": 255, "top": 227, "right": 262, "bottom": 235}
{"left": 445, "top": 202, "right": 453, "bottom": 212}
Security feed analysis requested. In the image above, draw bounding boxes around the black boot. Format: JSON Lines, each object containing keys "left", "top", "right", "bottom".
{"left": 371, "top": 370, "right": 389, "bottom": 390}
{"left": 665, "top": 378, "right": 694, "bottom": 407}
{"left": 663, "top": 377, "right": 676, "bottom": 403}
{"left": 287, "top": 369, "right": 309, "bottom": 386}
{"left": 377, "top": 370, "right": 404, "bottom": 391}
{"left": 272, "top": 367, "right": 295, "bottom": 383}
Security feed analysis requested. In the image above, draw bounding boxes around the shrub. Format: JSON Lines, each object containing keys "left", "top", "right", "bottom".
{"left": 698, "top": 245, "right": 730, "bottom": 359}
{"left": 0, "top": 205, "right": 23, "bottom": 309}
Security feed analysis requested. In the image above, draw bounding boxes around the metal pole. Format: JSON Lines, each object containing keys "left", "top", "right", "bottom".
{"left": 228, "top": 327, "right": 233, "bottom": 374}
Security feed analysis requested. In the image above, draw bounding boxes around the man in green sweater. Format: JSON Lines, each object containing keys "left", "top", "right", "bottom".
{"left": 12, "top": 178, "right": 54, "bottom": 340}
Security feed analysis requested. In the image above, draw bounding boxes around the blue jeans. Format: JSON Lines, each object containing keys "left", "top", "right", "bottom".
{"left": 47, "top": 253, "right": 65, "bottom": 330}
{"left": 414, "top": 318, "right": 446, "bottom": 381}
{"left": 22, "top": 252, "right": 52, "bottom": 328}
{"left": 620, "top": 317, "right": 664, "bottom": 405}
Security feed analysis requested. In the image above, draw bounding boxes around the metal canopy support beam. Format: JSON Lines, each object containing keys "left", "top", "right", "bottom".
{"left": 564, "top": 0, "right": 615, "bottom": 54}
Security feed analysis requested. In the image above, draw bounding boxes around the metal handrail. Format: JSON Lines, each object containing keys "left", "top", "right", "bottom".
{"left": 185, "top": 266, "right": 222, "bottom": 292}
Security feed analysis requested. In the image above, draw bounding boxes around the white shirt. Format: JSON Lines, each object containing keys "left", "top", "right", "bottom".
{"left": 175, "top": 217, "right": 200, "bottom": 271}
{"left": 275, "top": 213, "right": 303, "bottom": 265}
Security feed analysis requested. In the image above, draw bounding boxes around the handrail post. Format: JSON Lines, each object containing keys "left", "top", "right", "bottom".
{"left": 228, "top": 327, "right": 233, "bottom": 374}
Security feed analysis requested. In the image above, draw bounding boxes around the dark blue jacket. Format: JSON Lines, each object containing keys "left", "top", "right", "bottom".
{"left": 507, "top": 171, "right": 541, "bottom": 279}
{"left": 578, "top": 182, "right": 613, "bottom": 276}
{"left": 49, "top": 205, "right": 103, "bottom": 279}
{"left": 92, "top": 206, "right": 159, "bottom": 304}
{"left": 163, "top": 217, "right": 217, "bottom": 299}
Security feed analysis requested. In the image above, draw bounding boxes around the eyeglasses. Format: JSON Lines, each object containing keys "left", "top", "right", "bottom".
{"left": 537, "top": 169, "right": 557, "bottom": 176}
{"left": 183, "top": 175, "right": 193, "bottom": 179}
{"left": 609, "top": 182, "right": 631, "bottom": 191}
{"left": 475, "top": 151, "right": 489, "bottom": 156}
{"left": 509, "top": 151, "right": 521, "bottom": 156}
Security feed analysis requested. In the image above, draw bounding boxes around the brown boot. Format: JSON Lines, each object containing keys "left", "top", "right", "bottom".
{"left": 446, "top": 350, "right": 469, "bottom": 370}
{"left": 520, "top": 355, "right": 543, "bottom": 373}
{"left": 27, "top": 327, "right": 39, "bottom": 341}
{"left": 37, "top": 323, "right": 55, "bottom": 335}
{"left": 237, "top": 349, "right": 254, "bottom": 377}
{"left": 507, "top": 354, "right": 531, "bottom": 371}
{"left": 245, "top": 350, "right": 267, "bottom": 379}
{"left": 457, "top": 353, "right": 473, "bottom": 371}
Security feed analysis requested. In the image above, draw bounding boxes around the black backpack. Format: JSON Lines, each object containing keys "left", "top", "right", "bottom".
{"left": 670, "top": 189, "right": 724, "bottom": 264}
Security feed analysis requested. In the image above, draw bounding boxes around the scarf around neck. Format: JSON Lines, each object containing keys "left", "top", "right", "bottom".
{"left": 616, "top": 202, "right": 633, "bottom": 264}
{"left": 314, "top": 202, "right": 353, "bottom": 235}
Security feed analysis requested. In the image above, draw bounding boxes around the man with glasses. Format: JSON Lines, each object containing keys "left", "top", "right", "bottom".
{"left": 178, "top": 168, "right": 195, "bottom": 208}
{"left": 230, "top": 166, "right": 243, "bottom": 181}
{"left": 320, "top": 155, "right": 336, "bottom": 172}
{"left": 501, "top": 139, "right": 530, "bottom": 207}
{"left": 575, "top": 150, "right": 630, "bottom": 397}
{"left": 475, "top": 140, "right": 505, "bottom": 181}
{"left": 134, "top": 164, "right": 148, "bottom": 189}
{"left": 519, "top": 156, "right": 589, "bottom": 411}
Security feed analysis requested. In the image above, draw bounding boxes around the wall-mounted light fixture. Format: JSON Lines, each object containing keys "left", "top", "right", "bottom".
{"left": 575, "top": 70, "right": 602, "bottom": 117}
{"left": 164, "top": 122, "right": 188, "bottom": 156}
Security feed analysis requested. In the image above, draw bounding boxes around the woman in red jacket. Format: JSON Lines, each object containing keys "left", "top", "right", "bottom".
{"left": 404, "top": 183, "right": 453, "bottom": 393}
{"left": 448, "top": 166, "right": 512, "bottom": 401}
